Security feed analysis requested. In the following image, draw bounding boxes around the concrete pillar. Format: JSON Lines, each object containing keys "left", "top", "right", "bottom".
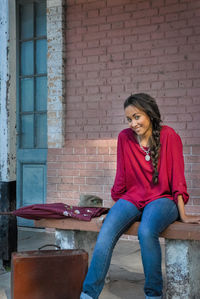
{"left": 55, "top": 229, "right": 98, "bottom": 264}
{"left": 165, "top": 239, "right": 200, "bottom": 298}
{"left": 47, "top": 0, "right": 66, "bottom": 148}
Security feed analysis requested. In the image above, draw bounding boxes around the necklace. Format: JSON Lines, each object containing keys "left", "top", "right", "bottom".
{"left": 137, "top": 137, "right": 151, "bottom": 162}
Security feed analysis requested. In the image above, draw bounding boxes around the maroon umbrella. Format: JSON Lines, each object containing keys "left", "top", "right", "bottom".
{"left": 0, "top": 203, "right": 109, "bottom": 221}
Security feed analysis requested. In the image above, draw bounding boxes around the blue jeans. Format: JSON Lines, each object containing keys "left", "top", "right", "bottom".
{"left": 80, "top": 198, "right": 179, "bottom": 299}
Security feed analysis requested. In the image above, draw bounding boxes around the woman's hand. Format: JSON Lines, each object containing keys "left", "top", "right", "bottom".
{"left": 177, "top": 195, "right": 200, "bottom": 224}
{"left": 180, "top": 214, "right": 200, "bottom": 224}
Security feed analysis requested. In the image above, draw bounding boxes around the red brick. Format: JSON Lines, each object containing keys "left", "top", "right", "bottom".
{"left": 132, "top": 9, "right": 158, "bottom": 19}
{"left": 57, "top": 184, "right": 80, "bottom": 192}
{"left": 74, "top": 177, "right": 86, "bottom": 185}
{"left": 111, "top": 6, "right": 124, "bottom": 15}
{"left": 112, "top": 36, "right": 124, "bottom": 45}
{"left": 100, "top": 86, "right": 112, "bottom": 93}
{"left": 47, "top": 169, "right": 58, "bottom": 177}
{"left": 87, "top": 55, "right": 99, "bottom": 63}
{"left": 83, "top": 1, "right": 106, "bottom": 10}
{"left": 151, "top": 15, "right": 165, "bottom": 24}
{"left": 88, "top": 9, "right": 99, "bottom": 18}
{"left": 48, "top": 162, "right": 63, "bottom": 170}
{"left": 83, "top": 47, "right": 106, "bottom": 57}
{"left": 185, "top": 156, "right": 200, "bottom": 163}
{"left": 61, "top": 177, "right": 74, "bottom": 184}
{"left": 159, "top": 3, "right": 187, "bottom": 15}
{"left": 137, "top": 1, "right": 150, "bottom": 10}
{"left": 190, "top": 1, "right": 200, "bottom": 9}
{"left": 193, "top": 131, "right": 200, "bottom": 137}
{"left": 79, "top": 169, "right": 104, "bottom": 177}
{"left": 151, "top": 81, "right": 163, "bottom": 90}
{"left": 152, "top": 0, "right": 165, "bottom": 7}
{"left": 107, "top": 44, "right": 131, "bottom": 54}
{"left": 103, "top": 155, "right": 117, "bottom": 162}
{"left": 57, "top": 191, "right": 74, "bottom": 199}
{"left": 57, "top": 169, "right": 80, "bottom": 177}
{"left": 124, "top": 3, "right": 137, "bottom": 11}
{"left": 179, "top": 80, "right": 192, "bottom": 88}
{"left": 164, "top": 80, "right": 178, "bottom": 89}
{"left": 79, "top": 155, "right": 103, "bottom": 162}
{"left": 183, "top": 146, "right": 191, "bottom": 155}
{"left": 185, "top": 206, "right": 200, "bottom": 214}
{"left": 47, "top": 184, "right": 57, "bottom": 192}
{"left": 107, "top": 28, "right": 132, "bottom": 38}
{"left": 185, "top": 138, "right": 200, "bottom": 145}
{"left": 188, "top": 188, "right": 200, "bottom": 197}
{"left": 46, "top": 191, "right": 60, "bottom": 199}
{"left": 187, "top": 122, "right": 200, "bottom": 130}
{"left": 138, "top": 33, "right": 151, "bottom": 42}
{"left": 86, "top": 177, "right": 107, "bottom": 185}
{"left": 84, "top": 31, "right": 106, "bottom": 41}
{"left": 48, "top": 177, "right": 62, "bottom": 184}
{"left": 192, "top": 198, "right": 200, "bottom": 206}
{"left": 137, "top": 17, "right": 151, "bottom": 26}
{"left": 124, "top": 20, "right": 137, "bottom": 29}
{"left": 99, "top": 24, "right": 112, "bottom": 31}
{"left": 163, "top": 115, "right": 178, "bottom": 122}
{"left": 100, "top": 7, "right": 112, "bottom": 16}
{"left": 98, "top": 147, "right": 109, "bottom": 154}
{"left": 57, "top": 155, "right": 80, "bottom": 162}
{"left": 192, "top": 146, "right": 200, "bottom": 155}
{"left": 107, "top": 0, "right": 130, "bottom": 7}
{"left": 80, "top": 185, "right": 103, "bottom": 192}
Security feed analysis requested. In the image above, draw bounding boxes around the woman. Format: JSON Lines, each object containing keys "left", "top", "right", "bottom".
{"left": 80, "top": 93, "right": 200, "bottom": 299}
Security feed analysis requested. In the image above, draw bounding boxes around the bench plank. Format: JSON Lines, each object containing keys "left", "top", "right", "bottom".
{"left": 35, "top": 218, "right": 200, "bottom": 241}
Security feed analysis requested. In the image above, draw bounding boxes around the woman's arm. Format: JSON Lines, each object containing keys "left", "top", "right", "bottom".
{"left": 178, "top": 195, "right": 200, "bottom": 224}
{"left": 169, "top": 132, "right": 189, "bottom": 204}
{"left": 111, "top": 132, "right": 127, "bottom": 201}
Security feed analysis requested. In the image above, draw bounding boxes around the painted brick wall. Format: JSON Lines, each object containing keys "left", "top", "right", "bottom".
{"left": 47, "top": 0, "right": 200, "bottom": 213}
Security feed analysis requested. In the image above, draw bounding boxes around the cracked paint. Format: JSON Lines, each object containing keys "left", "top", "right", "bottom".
{"left": 0, "top": 0, "right": 16, "bottom": 182}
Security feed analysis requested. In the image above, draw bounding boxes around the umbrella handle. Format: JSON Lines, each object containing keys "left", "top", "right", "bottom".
{"left": 0, "top": 211, "right": 13, "bottom": 215}
{"left": 38, "top": 244, "right": 61, "bottom": 250}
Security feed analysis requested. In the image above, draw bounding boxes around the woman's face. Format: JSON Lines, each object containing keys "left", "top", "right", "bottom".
{"left": 124, "top": 105, "right": 152, "bottom": 139}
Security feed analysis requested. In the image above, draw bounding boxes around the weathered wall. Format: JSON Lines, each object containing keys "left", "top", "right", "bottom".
{"left": 0, "top": 0, "right": 17, "bottom": 265}
{"left": 47, "top": 0, "right": 66, "bottom": 148}
{"left": 47, "top": 0, "right": 200, "bottom": 213}
{"left": 0, "top": 0, "right": 16, "bottom": 182}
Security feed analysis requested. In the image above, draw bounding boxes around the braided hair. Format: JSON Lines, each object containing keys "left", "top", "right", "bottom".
{"left": 124, "top": 93, "right": 162, "bottom": 184}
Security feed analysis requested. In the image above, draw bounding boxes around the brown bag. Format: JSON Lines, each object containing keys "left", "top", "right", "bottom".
{"left": 11, "top": 246, "right": 88, "bottom": 299}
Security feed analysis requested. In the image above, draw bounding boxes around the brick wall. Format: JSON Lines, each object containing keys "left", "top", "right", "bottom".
{"left": 47, "top": 0, "right": 200, "bottom": 213}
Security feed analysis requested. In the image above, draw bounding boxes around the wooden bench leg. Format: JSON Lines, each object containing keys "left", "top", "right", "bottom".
{"left": 165, "top": 239, "right": 200, "bottom": 298}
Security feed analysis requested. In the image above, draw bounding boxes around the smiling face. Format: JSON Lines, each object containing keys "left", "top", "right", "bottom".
{"left": 125, "top": 105, "right": 152, "bottom": 140}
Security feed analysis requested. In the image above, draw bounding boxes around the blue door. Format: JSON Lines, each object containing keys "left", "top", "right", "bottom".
{"left": 17, "top": 0, "right": 47, "bottom": 226}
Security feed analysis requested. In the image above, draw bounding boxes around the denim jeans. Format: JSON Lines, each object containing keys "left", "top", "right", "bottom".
{"left": 80, "top": 198, "right": 179, "bottom": 299}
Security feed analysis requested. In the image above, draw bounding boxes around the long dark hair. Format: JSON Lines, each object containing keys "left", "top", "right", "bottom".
{"left": 124, "top": 93, "right": 162, "bottom": 184}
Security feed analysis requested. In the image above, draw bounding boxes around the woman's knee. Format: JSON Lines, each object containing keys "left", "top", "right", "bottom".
{"left": 138, "top": 224, "right": 158, "bottom": 242}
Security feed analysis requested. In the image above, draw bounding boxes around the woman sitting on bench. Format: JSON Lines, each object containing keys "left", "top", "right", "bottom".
{"left": 80, "top": 93, "right": 200, "bottom": 299}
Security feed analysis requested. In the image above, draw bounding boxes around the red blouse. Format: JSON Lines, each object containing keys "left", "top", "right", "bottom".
{"left": 111, "top": 125, "right": 189, "bottom": 209}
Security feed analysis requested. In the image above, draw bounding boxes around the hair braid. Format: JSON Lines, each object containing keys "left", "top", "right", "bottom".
{"left": 149, "top": 125, "right": 161, "bottom": 184}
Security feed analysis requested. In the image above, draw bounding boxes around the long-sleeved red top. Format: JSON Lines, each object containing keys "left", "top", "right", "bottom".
{"left": 111, "top": 126, "right": 189, "bottom": 209}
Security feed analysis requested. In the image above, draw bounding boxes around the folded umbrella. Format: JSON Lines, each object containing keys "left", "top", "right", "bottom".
{"left": 0, "top": 203, "right": 109, "bottom": 221}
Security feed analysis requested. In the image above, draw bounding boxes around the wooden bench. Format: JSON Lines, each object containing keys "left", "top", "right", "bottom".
{"left": 35, "top": 217, "right": 200, "bottom": 299}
